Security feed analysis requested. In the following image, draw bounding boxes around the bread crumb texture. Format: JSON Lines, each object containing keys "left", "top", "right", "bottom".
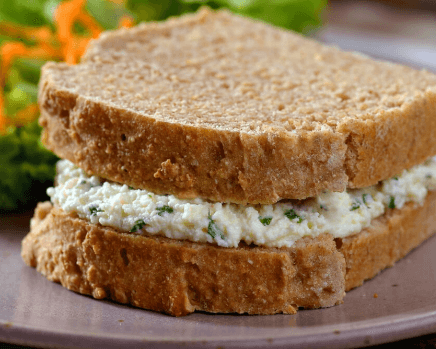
{"left": 38, "top": 8, "right": 436, "bottom": 203}
{"left": 22, "top": 190, "right": 436, "bottom": 315}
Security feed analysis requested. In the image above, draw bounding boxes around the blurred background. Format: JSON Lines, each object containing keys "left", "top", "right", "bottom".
{"left": 319, "top": 0, "right": 436, "bottom": 70}
{"left": 1, "top": 0, "right": 436, "bottom": 212}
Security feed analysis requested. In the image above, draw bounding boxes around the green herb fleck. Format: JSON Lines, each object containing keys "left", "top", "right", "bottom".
{"left": 320, "top": 204, "right": 328, "bottom": 211}
{"left": 207, "top": 214, "right": 225, "bottom": 239}
{"left": 362, "top": 194, "right": 369, "bottom": 205}
{"left": 259, "top": 216, "right": 272, "bottom": 226}
{"left": 89, "top": 206, "right": 103, "bottom": 216}
{"left": 393, "top": 176, "right": 399, "bottom": 180}
{"left": 426, "top": 174, "right": 432, "bottom": 179}
{"left": 81, "top": 180, "right": 96, "bottom": 188}
{"left": 350, "top": 202, "right": 360, "bottom": 211}
{"left": 130, "top": 219, "right": 146, "bottom": 232}
{"left": 388, "top": 196, "right": 396, "bottom": 209}
{"left": 284, "top": 209, "right": 303, "bottom": 223}
{"left": 156, "top": 205, "right": 174, "bottom": 216}
{"left": 128, "top": 186, "right": 135, "bottom": 190}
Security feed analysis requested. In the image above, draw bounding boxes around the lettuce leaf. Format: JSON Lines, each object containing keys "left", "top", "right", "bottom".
{"left": 180, "top": 0, "right": 326, "bottom": 32}
{"left": 0, "top": 121, "right": 58, "bottom": 211}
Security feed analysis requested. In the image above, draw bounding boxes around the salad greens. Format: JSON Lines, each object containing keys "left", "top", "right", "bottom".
{"left": 126, "top": 0, "right": 326, "bottom": 33}
{"left": 0, "top": 0, "right": 326, "bottom": 211}
{"left": 0, "top": 120, "right": 58, "bottom": 211}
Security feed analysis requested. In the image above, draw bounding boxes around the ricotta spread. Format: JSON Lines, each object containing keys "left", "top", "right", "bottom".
{"left": 47, "top": 158, "right": 436, "bottom": 248}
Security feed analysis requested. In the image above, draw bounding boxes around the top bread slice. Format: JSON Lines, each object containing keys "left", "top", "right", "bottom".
{"left": 38, "top": 8, "right": 436, "bottom": 204}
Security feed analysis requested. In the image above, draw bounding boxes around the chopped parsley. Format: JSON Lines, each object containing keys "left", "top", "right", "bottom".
{"left": 393, "top": 176, "right": 399, "bottom": 180}
{"left": 258, "top": 216, "right": 272, "bottom": 226}
{"left": 156, "top": 205, "right": 174, "bottom": 216}
{"left": 207, "top": 214, "right": 225, "bottom": 240}
{"left": 350, "top": 202, "right": 360, "bottom": 211}
{"left": 284, "top": 209, "right": 303, "bottom": 223}
{"left": 81, "top": 180, "right": 97, "bottom": 188}
{"left": 89, "top": 206, "right": 103, "bottom": 216}
{"left": 130, "top": 219, "right": 146, "bottom": 232}
{"left": 362, "top": 194, "right": 369, "bottom": 205}
{"left": 320, "top": 204, "right": 328, "bottom": 211}
{"left": 388, "top": 196, "right": 396, "bottom": 209}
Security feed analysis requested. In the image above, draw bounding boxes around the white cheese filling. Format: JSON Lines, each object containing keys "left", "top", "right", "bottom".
{"left": 48, "top": 158, "right": 436, "bottom": 248}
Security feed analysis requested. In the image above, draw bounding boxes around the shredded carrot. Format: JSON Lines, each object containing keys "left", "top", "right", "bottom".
{"left": 76, "top": 11, "right": 103, "bottom": 38}
{"left": 0, "top": 41, "right": 61, "bottom": 94}
{"left": 0, "top": 95, "right": 6, "bottom": 133}
{"left": 26, "top": 27, "right": 54, "bottom": 43}
{"left": 0, "top": 24, "right": 57, "bottom": 48}
{"left": 54, "top": 0, "right": 103, "bottom": 64}
{"left": 55, "top": 0, "right": 86, "bottom": 43}
{"left": 0, "top": 42, "right": 29, "bottom": 132}
{"left": 1, "top": 42, "right": 29, "bottom": 70}
{"left": 63, "top": 36, "right": 93, "bottom": 65}
{"left": 0, "top": 0, "right": 136, "bottom": 134}
{"left": 119, "top": 15, "right": 135, "bottom": 29}
{"left": 0, "top": 103, "right": 40, "bottom": 134}
{"left": 0, "top": 42, "right": 29, "bottom": 106}
{"left": 13, "top": 103, "right": 39, "bottom": 126}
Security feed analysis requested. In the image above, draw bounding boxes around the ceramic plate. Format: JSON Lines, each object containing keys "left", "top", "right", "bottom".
{"left": 1, "top": 211, "right": 436, "bottom": 349}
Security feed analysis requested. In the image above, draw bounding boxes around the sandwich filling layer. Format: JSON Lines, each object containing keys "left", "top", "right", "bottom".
{"left": 47, "top": 158, "right": 436, "bottom": 248}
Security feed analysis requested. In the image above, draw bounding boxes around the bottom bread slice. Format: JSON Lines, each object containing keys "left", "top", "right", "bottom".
{"left": 340, "top": 190, "right": 436, "bottom": 291}
{"left": 21, "top": 191, "right": 436, "bottom": 316}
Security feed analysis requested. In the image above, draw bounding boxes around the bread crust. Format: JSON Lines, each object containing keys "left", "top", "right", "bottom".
{"left": 37, "top": 9, "right": 436, "bottom": 204}
{"left": 38, "top": 102, "right": 348, "bottom": 204}
{"left": 21, "top": 190, "right": 436, "bottom": 316}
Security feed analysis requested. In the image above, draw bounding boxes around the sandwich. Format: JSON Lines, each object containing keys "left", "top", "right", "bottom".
{"left": 21, "top": 8, "right": 436, "bottom": 316}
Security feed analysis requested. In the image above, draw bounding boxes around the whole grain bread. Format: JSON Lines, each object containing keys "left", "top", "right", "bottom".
{"left": 38, "top": 8, "right": 436, "bottom": 204}
{"left": 21, "top": 202, "right": 346, "bottom": 316}
{"left": 21, "top": 190, "right": 436, "bottom": 316}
